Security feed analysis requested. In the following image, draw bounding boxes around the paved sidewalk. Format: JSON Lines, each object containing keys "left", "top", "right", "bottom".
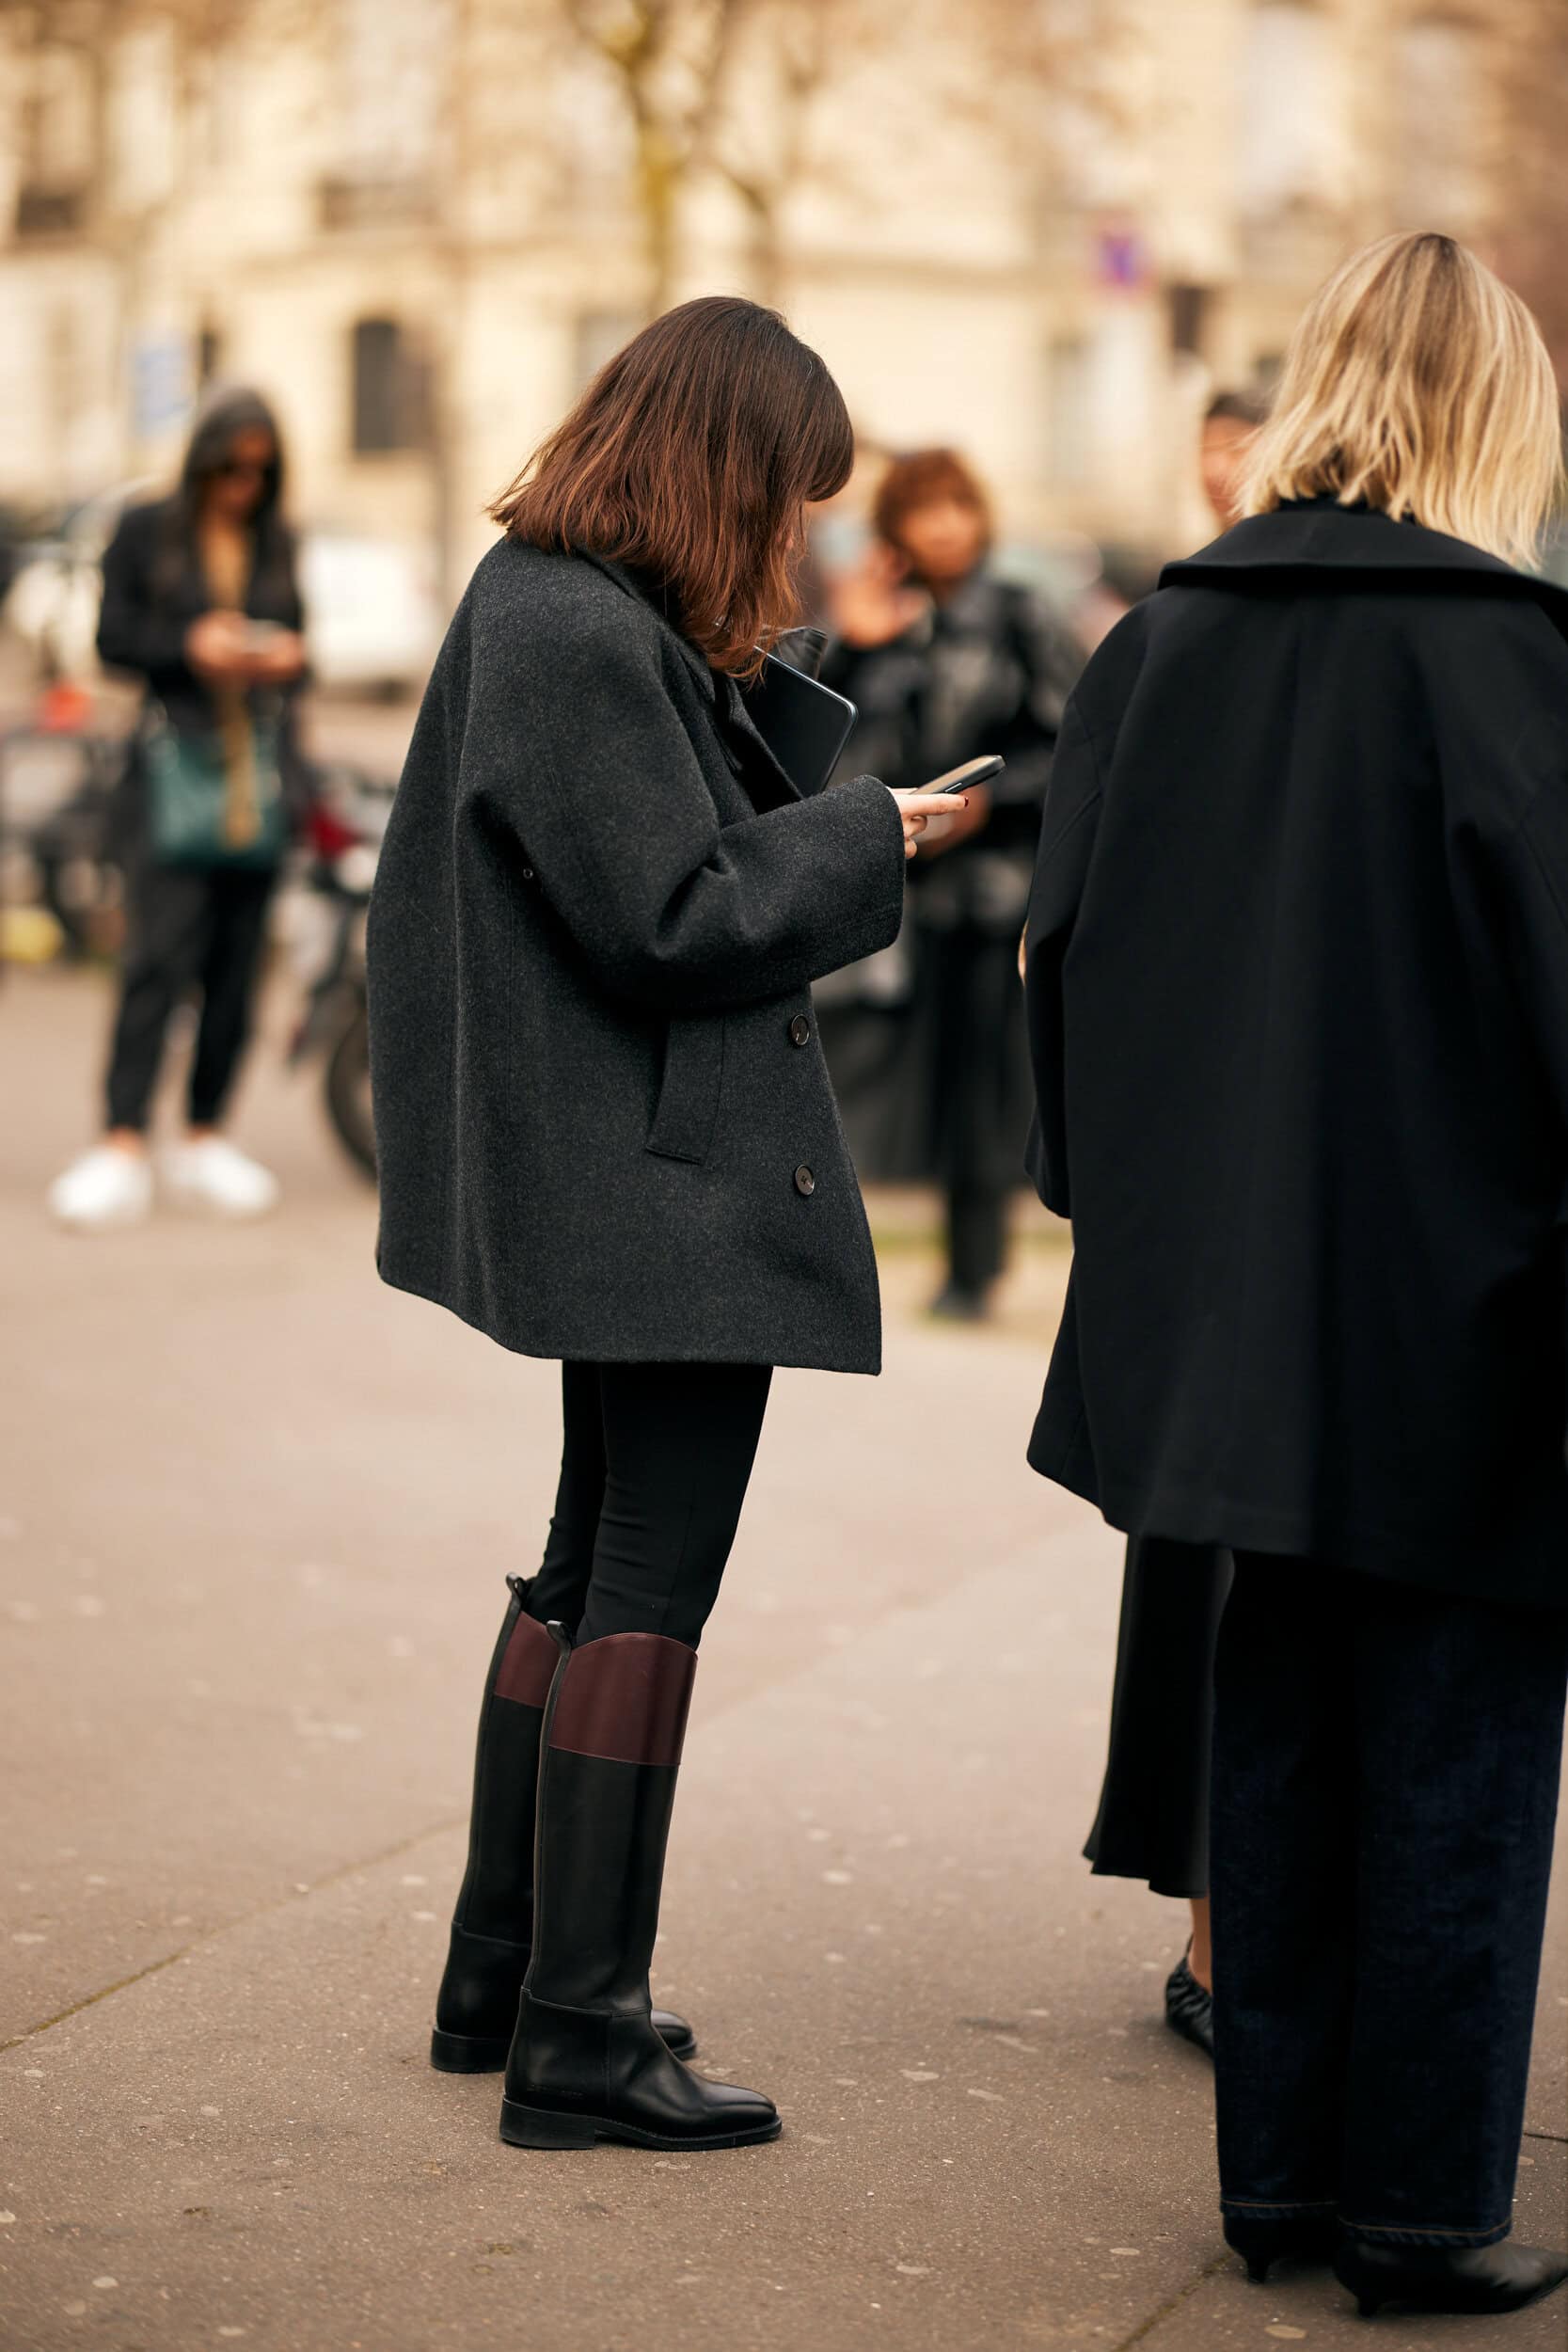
{"left": 2, "top": 968, "right": 1564, "bottom": 2351}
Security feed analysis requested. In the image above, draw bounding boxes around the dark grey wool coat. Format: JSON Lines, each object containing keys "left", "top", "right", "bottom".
{"left": 366, "top": 541, "right": 908, "bottom": 1373}
{"left": 1024, "top": 501, "right": 1568, "bottom": 1611}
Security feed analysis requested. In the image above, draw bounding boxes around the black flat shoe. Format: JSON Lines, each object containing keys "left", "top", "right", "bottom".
{"left": 1336, "top": 2238, "right": 1568, "bottom": 2318}
{"left": 1164, "top": 1951, "right": 1213, "bottom": 2057}
{"left": 1225, "top": 2211, "right": 1339, "bottom": 2282}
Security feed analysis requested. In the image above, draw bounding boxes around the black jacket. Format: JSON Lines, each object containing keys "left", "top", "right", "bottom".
{"left": 1024, "top": 501, "right": 1568, "bottom": 1609}
{"left": 819, "top": 570, "right": 1081, "bottom": 882}
{"left": 96, "top": 400, "right": 308, "bottom": 849}
{"left": 97, "top": 499, "right": 305, "bottom": 721}
{"left": 367, "top": 540, "right": 908, "bottom": 1373}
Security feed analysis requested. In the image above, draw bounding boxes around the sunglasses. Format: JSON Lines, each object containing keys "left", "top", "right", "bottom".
{"left": 214, "top": 456, "right": 271, "bottom": 482}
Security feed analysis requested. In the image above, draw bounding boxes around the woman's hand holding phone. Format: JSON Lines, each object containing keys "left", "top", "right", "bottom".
{"left": 891, "top": 755, "right": 1002, "bottom": 858}
{"left": 890, "top": 789, "right": 968, "bottom": 859}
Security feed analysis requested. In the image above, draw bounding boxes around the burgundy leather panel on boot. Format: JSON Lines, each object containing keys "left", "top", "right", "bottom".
{"left": 492, "top": 1607, "right": 559, "bottom": 1708}
{"left": 547, "top": 1633, "right": 697, "bottom": 1766}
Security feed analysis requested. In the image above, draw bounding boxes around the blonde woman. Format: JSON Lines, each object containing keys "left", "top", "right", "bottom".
{"left": 1023, "top": 232, "right": 1568, "bottom": 2320}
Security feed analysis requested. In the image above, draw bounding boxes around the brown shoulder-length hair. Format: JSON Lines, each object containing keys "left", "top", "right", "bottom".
{"left": 871, "top": 448, "right": 993, "bottom": 576}
{"left": 490, "top": 296, "right": 854, "bottom": 676}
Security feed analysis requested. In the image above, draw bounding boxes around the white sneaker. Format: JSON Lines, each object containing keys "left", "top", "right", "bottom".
{"left": 161, "top": 1137, "right": 280, "bottom": 1219}
{"left": 48, "top": 1146, "right": 154, "bottom": 1231}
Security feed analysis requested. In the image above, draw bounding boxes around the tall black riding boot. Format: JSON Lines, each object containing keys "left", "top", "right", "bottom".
{"left": 430, "top": 1581, "right": 694, "bottom": 2073}
{"left": 499, "top": 1629, "right": 780, "bottom": 2151}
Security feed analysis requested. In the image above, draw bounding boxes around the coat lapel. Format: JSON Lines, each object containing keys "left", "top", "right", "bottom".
{"left": 1162, "top": 504, "right": 1568, "bottom": 644}
{"left": 576, "top": 550, "right": 801, "bottom": 815}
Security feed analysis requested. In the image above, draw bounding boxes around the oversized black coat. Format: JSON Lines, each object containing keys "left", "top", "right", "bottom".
{"left": 366, "top": 541, "right": 909, "bottom": 1373}
{"left": 1024, "top": 501, "right": 1568, "bottom": 1610}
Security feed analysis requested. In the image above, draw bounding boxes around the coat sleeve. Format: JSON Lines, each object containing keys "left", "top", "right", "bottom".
{"left": 1491, "top": 781, "right": 1568, "bottom": 1138}
{"left": 1022, "top": 693, "right": 1104, "bottom": 1216}
{"left": 96, "top": 508, "right": 194, "bottom": 684}
{"left": 992, "top": 587, "right": 1083, "bottom": 811}
{"left": 466, "top": 596, "right": 909, "bottom": 1015}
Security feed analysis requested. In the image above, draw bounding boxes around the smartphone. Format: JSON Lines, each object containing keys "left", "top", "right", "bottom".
{"left": 924, "top": 755, "right": 1004, "bottom": 795}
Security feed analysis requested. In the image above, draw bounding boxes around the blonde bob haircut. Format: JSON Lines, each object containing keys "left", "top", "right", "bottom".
{"left": 1243, "top": 230, "right": 1563, "bottom": 570}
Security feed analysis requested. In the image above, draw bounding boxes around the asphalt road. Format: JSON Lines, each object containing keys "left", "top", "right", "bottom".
{"left": 1, "top": 964, "right": 1563, "bottom": 2352}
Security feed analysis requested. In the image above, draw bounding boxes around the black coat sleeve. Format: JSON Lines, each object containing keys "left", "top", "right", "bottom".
{"left": 466, "top": 600, "right": 909, "bottom": 1015}
{"left": 1445, "top": 609, "right": 1568, "bottom": 1153}
{"left": 96, "top": 507, "right": 194, "bottom": 686}
{"left": 1491, "top": 783, "right": 1568, "bottom": 1144}
{"left": 992, "top": 587, "right": 1083, "bottom": 813}
{"left": 1022, "top": 693, "right": 1104, "bottom": 1215}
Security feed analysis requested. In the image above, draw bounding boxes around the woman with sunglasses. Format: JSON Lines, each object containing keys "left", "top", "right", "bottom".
{"left": 50, "top": 387, "right": 307, "bottom": 1228}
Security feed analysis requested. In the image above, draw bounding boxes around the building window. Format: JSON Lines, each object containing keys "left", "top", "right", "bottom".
{"left": 351, "top": 318, "right": 429, "bottom": 454}
{"left": 1166, "top": 284, "right": 1212, "bottom": 358}
{"left": 1239, "top": 2, "right": 1342, "bottom": 216}
{"left": 1046, "top": 338, "right": 1093, "bottom": 488}
{"left": 1394, "top": 17, "right": 1484, "bottom": 230}
{"left": 197, "top": 325, "right": 223, "bottom": 388}
{"left": 14, "top": 43, "right": 94, "bottom": 237}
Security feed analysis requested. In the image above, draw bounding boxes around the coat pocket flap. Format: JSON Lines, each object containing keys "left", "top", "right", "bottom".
{"left": 645, "top": 1012, "right": 725, "bottom": 1165}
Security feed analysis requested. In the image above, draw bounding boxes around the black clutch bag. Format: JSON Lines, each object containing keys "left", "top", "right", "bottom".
{"left": 737, "top": 649, "right": 857, "bottom": 799}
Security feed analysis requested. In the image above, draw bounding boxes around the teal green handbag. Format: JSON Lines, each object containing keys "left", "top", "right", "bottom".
{"left": 144, "top": 700, "right": 289, "bottom": 871}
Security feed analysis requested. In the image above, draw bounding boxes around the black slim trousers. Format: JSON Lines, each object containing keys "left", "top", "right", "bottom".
{"left": 526, "top": 1361, "right": 773, "bottom": 1650}
{"left": 919, "top": 919, "right": 1024, "bottom": 1298}
{"left": 1212, "top": 1554, "right": 1568, "bottom": 2248}
{"left": 105, "top": 858, "right": 275, "bottom": 1133}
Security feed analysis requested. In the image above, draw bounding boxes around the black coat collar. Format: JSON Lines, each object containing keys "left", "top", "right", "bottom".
{"left": 576, "top": 549, "right": 713, "bottom": 689}
{"left": 576, "top": 548, "right": 800, "bottom": 811}
{"left": 1161, "top": 502, "right": 1568, "bottom": 640}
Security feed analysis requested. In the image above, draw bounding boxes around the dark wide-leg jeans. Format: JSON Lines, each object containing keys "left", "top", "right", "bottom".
{"left": 1212, "top": 1553, "right": 1568, "bottom": 2248}
{"left": 526, "top": 1360, "right": 773, "bottom": 1649}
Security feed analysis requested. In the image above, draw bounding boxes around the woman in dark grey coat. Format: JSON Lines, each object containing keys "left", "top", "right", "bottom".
{"left": 367, "top": 299, "right": 958, "bottom": 2155}
{"left": 1025, "top": 235, "right": 1568, "bottom": 2319}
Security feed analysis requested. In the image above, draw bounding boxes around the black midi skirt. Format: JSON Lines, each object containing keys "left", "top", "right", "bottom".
{"left": 1083, "top": 1535, "right": 1233, "bottom": 1899}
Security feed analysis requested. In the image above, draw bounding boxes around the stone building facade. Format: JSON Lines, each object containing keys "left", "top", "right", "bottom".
{"left": 0, "top": 0, "right": 1537, "bottom": 597}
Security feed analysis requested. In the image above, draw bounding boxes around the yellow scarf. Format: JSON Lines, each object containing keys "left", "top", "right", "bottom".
{"left": 198, "top": 523, "right": 261, "bottom": 850}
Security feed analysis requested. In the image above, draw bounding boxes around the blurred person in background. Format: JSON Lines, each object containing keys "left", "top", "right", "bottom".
{"left": 368, "top": 297, "right": 957, "bottom": 2154}
{"left": 1199, "top": 388, "right": 1270, "bottom": 532}
{"left": 820, "top": 450, "right": 1082, "bottom": 1319}
{"left": 1025, "top": 232, "right": 1568, "bottom": 2319}
{"left": 1081, "top": 384, "right": 1271, "bottom": 2062}
{"left": 47, "top": 389, "right": 307, "bottom": 1230}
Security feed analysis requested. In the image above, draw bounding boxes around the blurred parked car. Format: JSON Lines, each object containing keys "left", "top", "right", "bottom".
{"left": 295, "top": 527, "right": 443, "bottom": 697}
{"left": 3, "top": 483, "right": 444, "bottom": 696}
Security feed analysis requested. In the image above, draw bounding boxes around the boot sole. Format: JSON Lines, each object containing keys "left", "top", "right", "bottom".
{"left": 499, "top": 2096, "right": 781, "bottom": 2153}
{"left": 1347, "top": 2282, "right": 1567, "bottom": 2319}
{"left": 1338, "top": 2258, "right": 1568, "bottom": 2319}
{"left": 431, "top": 2027, "right": 511, "bottom": 2074}
{"left": 433, "top": 2022, "right": 698, "bottom": 2074}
